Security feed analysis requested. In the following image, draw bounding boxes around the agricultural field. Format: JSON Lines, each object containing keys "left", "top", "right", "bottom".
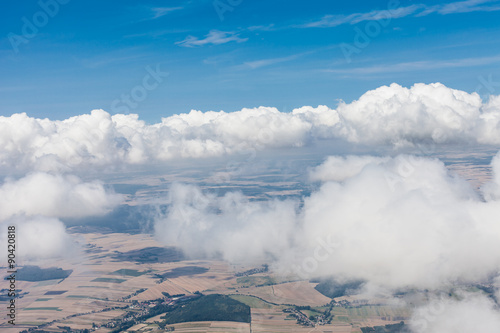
{"left": 0, "top": 232, "right": 413, "bottom": 332}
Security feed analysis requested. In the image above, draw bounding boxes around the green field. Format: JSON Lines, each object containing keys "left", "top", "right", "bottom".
{"left": 346, "top": 305, "right": 410, "bottom": 319}
{"left": 24, "top": 307, "right": 62, "bottom": 311}
{"left": 161, "top": 294, "right": 251, "bottom": 324}
{"left": 302, "top": 308, "right": 323, "bottom": 318}
{"left": 35, "top": 298, "right": 51, "bottom": 302}
{"left": 236, "top": 276, "right": 276, "bottom": 287}
{"left": 229, "top": 295, "right": 274, "bottom": 309}
{"left": 17, "top": 266, "right": 72, "bottom": 282}
{"left": 91, "top": 277, "right": 126, "bottom": 283}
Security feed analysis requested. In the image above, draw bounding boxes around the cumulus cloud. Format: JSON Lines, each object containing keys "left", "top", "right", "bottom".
{"left": 295, "top": 155, "right": 496, "bottom": 289}
{"left": 0, "top": 173, "right": 122, "bottom": 261}
{"left": 308, "top": 155, "right": 388, "bottom": 182}
{"left": 0, "top": 172, "right": 123, "bottom": 220}
{"left": 0, "top": 216, "right": 78, "bottom": 261}
{"left": 155, "top": 152, "right": 500, "bottom": 290}
{"left": 154, "top": 183, "right": 298, "bottom": 262}
{"left": 1, "top": 83, "right": 500, "bottom": 172}
{"left": 409, "top": 293, "right": 500, "bottom": 332}
{"left": 481, "top": 151, "right": 500, "bottom": 200}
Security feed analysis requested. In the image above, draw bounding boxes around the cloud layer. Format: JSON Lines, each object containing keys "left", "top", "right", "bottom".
{"left": 410, "top": 293, "right": 500, "bottom": 332}
{"left": 0, "top": 173, "right": 122, "bottom": 261}
{"left": 154, "top": 183, "right": 298, "bottom": 262}
{"left": 6, "top": 216, "right": 78, "bottom": 260}
{"left": 155, "top": 151, "right": 500, "bottom": 290}
{"left": 1, "top": 83, "right": 500, "bottom": 172}
{"left": 0, "top": 172, "right": 122, "bottom": 220}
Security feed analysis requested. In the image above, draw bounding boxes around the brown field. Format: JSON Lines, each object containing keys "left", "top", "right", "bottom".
{"left": 216, "top": 281, "right": 331, "bottom": 307}
{"left": 251, "top": 308, "right": 354, "bottom": 333}
{"left": 0, "top": 232, "right": 412, "bottom": 332}
{"left": 172, "top": 321, "right": 250, "bottom": 333}
{"left": 128, "top": 320, "right": 251, "bottom": 333}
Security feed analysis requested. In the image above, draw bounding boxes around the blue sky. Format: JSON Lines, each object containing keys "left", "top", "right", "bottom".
{"left": 1, "top": 0, "right": 500, "bottom": 123}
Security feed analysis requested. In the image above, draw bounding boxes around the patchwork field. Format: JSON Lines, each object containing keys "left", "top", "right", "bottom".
{"left": 0, "top": 232, "right": 412, "bottom": 332}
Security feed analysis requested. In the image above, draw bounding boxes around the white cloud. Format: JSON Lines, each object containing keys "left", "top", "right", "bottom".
{"left": 0, "top": 173, "right": 122, "bottom": 261}
{"left": 332, "top": 83, "right": 484, "bottom": 147}
{"left": 243, "top": 54, "right": 303, "bottom": 69}
{"left": 325, "top": 54, "right": 500, "bottom": 75}
{"left": 1, "top": 83, "right": 500, "bottom": 172}
{"left": 155, "top": 152, "right": 500, "bottom": 290}
{"left": 150, "top": 7, "right": 183, "bottom": 19}
{"left": 154, "top": 183, "right": 298, "bottom": 262}
{"left": 305, "top": 5, "right": 422, "bottom": 28}
{"left": 308, "top": 155, "right": 389, "bottom": 182}
{"left": 481, "top": 150, "right": 500, "bottom": 200}
{"left": 0, "top": 172, "right": 122, "bottom": 220}
{"left": 295, "top": 155, "right": 493, "bottom": 289}
{"left": 305, "top": 0, "right": 500, "bottom": 28}
{"left": 176, "top": 30, "right": 248, "bottom": 47}
{"left": 409, "top": 293, "right": 500, "bottom": 332}
{"left": 418, "top": 0, "right": 500, "bottom": 16}
{"left": 0, "top": 217, "right": 78, "bottom": 261}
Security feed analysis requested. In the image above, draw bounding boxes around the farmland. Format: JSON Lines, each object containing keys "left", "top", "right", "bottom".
{"left": 0, "top": 232, "right": 415, "bottom": 333}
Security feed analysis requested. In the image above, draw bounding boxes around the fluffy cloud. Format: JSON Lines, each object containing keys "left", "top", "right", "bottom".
{"left": 295, "top": 155, "right": 500, "bottom": 289}
{"left": 154, "top": 183, "right": 298, "bottom": 262}
{"left": 409, "top": 293, "right": 500, "bottom": 332}
{"left": 308, "top": 155, "right": 388, "bottom": 182}
{"left": 0, "top": 217, "right": 78, "bottom": 261}
{"left": 0, "top": 173, "right": 122, "bottom": 261}
{"left": 155, "top": 152, "right": 500, "bottom": 290}
{"left": 1, "top": 83, "right": 500, "bottom": 172}
{"left": 481, "top": 151, "right": 500, "bottom": 200}
{"left": 0, "top": 172, "right": 123, "bottom": 220}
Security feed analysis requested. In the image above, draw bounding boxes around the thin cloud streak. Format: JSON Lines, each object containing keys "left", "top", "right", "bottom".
{"left": 151, "top": 7, "right": 183, "bottom": 19}
{"left": 176, "top": 30, "right": 248, "bottom": 47}
{"left": 418, "top": 0, "right": 500, "bottom": 16}
{"left": 242, "top": 52, "right": 313, "bottom": 69}
{"left": 305, "top": 5, "right": 422, "bottom": 28}
{"left": 305, "top": 0, "right": 500, "bottom": 28}
{"left": 324, "top": 54, "right": 500, "bottom": 75}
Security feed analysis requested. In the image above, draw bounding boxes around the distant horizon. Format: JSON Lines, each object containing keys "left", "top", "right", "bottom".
{"left": 1, "top": 80, "right": 493, "bottom": 123}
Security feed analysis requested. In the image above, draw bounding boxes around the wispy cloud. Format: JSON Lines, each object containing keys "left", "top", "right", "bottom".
{"left": 124, "top": 29, "right": 190, "bottom": 39}
{"left": 305, "top": 0, "right": 500, "bottom": 28}
{"left": 247, "top": 24, "right": 276, "bottom": 32}
{"left": 418, "top": 0, "right": 500, "bottom": 16}
{"left": 242, "top": 52, "right": 313, "bottom": 69}
{"left": 176, "top": 30, "right": 248, "bottom": 47}
{"left": 150, "top": 7, "right": 183, "bottom": 19}
{"left": 324, "top": 54, "right": 500, "bottom": 75}
{"left": 305, "top": 5, "right": 423, "bottom": 28}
